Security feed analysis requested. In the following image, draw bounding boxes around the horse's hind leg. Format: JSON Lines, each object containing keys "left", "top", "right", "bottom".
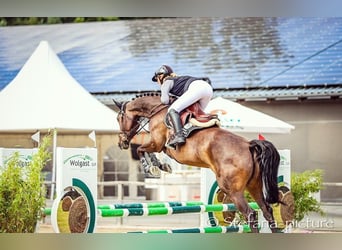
{"left": 220, "top": 191, "right": 236, "bottom": 225}
{"left": 224, "top": 190, "right": 259, "bottom": 233}
{"left": 217, "top": 168, "right": 259, "bottom": 232}
{"left": 247, "top": 182, "right": 278, "bottom": 233}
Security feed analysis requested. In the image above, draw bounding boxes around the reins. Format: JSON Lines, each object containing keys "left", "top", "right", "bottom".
{"left": 123, "top": 102, "right": 169, "bottom": 142}
{"left": 147, "top": 103, "right": 169, "bottom": 119}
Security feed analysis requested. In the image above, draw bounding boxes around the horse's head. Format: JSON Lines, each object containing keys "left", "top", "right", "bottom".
{"left": 113, "top": 93, "right": 167, "bottom": 150}
{"left": 113, "top": 99, "right": 140, "bottom": 150}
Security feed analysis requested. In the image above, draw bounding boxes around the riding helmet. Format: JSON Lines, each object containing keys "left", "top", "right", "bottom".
{"left": 152, "top": 65, "right": 173, "bottom": 82}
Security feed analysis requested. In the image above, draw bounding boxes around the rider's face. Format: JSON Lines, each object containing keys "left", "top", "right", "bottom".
{"left": 156, "top": 74, "right": 164, "bottom": 85}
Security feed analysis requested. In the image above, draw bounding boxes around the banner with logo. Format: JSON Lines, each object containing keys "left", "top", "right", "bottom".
{"left": 51, "top": 147, "right": 97, "bottom": 233}
{"left": 0, "top": 148, "right": 38, "bottom": 171}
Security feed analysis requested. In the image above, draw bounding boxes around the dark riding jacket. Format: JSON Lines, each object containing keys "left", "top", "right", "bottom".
{"left": 165, "top": 76, "right": 211, "bottom": 97}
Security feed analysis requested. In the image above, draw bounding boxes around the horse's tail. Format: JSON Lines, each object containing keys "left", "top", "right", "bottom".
{"left": 249, "top": 139, "right": 280, "bottom": 204}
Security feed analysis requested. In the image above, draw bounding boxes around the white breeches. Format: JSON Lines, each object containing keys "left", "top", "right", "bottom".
{"left": 168, "top": 80, "right": 213, "bottom": 113}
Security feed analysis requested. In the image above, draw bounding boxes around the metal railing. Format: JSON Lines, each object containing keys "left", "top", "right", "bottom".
{"left": 323, "top": 182, "right": 342, "bottom": 187}
{"left": 45, "top": 181, "right": 342, "bottom": 204}
{"left": 321, "top": 182, "right": 342, "bottom": 206}
{"left": 44, "top": 180, "right": 146, "bottom": 201}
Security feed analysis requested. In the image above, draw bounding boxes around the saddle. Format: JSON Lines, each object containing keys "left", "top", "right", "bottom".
{"left": 165, "top": 102, "right": 221, "bottom": 138}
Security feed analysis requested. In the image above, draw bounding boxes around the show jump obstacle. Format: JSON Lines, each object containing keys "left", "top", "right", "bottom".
{"left": 48, "top": 149, "right": 291, "bottom": 233}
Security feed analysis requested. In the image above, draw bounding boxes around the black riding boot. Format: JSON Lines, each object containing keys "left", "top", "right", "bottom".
{"left": 167, "top": 109, "right": 186, "bottom": 148}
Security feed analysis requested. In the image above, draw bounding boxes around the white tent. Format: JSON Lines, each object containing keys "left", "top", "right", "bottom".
{"left": 205, "top": 97, "right": 294, "bottom": 134}
{"left": 0, "top": 40, "right": 119, "bottom": 132}
{"left": 0, "top": 41, "right": 120, "bottom": 200}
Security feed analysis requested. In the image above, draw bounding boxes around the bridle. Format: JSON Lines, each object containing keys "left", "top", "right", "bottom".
{"left": 118, "top": 101, "right": 168, "bottom": 147}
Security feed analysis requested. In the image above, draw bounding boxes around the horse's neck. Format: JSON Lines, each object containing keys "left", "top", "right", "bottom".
{"left": 132, "top": 97, "right": 167, "bottom": 118}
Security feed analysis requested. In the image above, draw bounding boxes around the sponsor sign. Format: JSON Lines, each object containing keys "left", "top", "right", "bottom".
{"left": 0, "top": 148, "right": 38, "bottom": 177}
{"left": 51, "top": 147, "right": 97, "bottom": 233}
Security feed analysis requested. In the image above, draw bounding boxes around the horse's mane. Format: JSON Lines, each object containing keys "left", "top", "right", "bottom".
{"left": 131, "top": 91, "right": 161, "bottom": 101}
{"left": 129, "top": 91, "right": 165, "bottom": 112}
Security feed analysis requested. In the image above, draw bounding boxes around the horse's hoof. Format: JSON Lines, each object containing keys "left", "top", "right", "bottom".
{"left": 147, "top": 165, "right": 161, "bottom": 177}
{"left": 159, "top": 163, "right": 172, "bottom": 174}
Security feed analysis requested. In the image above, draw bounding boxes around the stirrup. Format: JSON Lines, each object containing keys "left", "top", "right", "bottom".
{"left": 171, "top": 133, "right": 185, "bottom": 144}
{"left": 165, "top": 142, "right": 177, "bottom": 150}
{"left": 166, "top": 135, "right": 185, "bottom": 149}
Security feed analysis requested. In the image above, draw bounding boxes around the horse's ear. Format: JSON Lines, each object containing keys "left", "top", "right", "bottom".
{"left": 112, "top": 99, "right": 122, "bottom": 112}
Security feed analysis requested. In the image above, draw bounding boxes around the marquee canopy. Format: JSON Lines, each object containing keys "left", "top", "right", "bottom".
{"left": 205, "top": 97, "right": 294, "bottom": 134}
{"left": 0, "top": 41, "right": 119, "bottom": 133}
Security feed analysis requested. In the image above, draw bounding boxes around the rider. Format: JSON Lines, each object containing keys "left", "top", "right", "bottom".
{"left": 152, "top": 65, "right": 213, "bottom": 148}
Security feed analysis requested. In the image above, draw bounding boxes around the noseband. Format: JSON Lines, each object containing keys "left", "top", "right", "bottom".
{"left": 118, "top": 102, "right": 144, "bottom": 144}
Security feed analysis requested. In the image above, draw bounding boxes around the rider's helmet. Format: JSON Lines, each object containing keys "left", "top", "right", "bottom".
{"left": 152, "top": 65, "right": 173, "bottom": 82}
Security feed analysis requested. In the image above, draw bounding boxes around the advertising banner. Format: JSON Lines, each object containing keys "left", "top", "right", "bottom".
{"left": 51, "top": 147, "right": 97, "bottom": 233}
{"left": 0, "top": 147, "right": 38, "bottom": 170}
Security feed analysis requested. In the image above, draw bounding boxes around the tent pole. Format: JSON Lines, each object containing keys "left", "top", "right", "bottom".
{"left": 50, "top": 129, "right": 57, "bottom": 200}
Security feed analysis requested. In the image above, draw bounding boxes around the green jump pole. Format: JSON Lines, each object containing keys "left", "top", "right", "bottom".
{"left": 44, "top": 202, "right": 259, "bottom": 216}
{"left": 97, "top": 201, "right": 204, "bottom": 209}
{"left": 98, "top": 202, "right": 260, "bottom": 217}
{"left": 128, "top": 225, "right": 253, "bottom": 233}
{"left": 44, "top": 208, "right": 51, "bottom": 216}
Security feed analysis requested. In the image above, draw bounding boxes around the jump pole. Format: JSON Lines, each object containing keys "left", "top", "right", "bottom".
{"left": 44, "top": 201, "right": 259, "bottom": 216}
{"left": 98, "top": 203, "right": 259, "bottom": 217}
{"left": 128, "top": 225, "right": 254, "bottom": 233}
{"left": 97, "top": 201, "right": 204, "bottom": 209}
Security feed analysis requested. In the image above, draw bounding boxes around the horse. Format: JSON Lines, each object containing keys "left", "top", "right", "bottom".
{"left": 113, "top": 92, "right": 281, "bottom": 233}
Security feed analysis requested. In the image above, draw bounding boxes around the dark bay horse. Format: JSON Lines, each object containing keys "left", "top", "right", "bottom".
{"left": 113, "top": 93, "right": 281, "bottom": 233}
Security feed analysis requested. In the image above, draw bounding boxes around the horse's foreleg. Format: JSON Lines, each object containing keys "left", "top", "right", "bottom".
{"left": 138, "top": 152, "right": 150, "bottom": 173}
{"left": 137, "top": 152, "right": 160, "bottom": 177}
{"left": 148, "top": 152, "right": 172, "bottom": 173}
{"left": 137, "top": 144, "right": 161, "bottom": 177}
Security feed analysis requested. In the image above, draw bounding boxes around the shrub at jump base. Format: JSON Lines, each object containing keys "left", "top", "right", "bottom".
{"left": 291, "top": 169, "right": 325, "bottom": 222}
{"left": 234, "top": 169, "right": 324, "bottom": 227}
{"left": 0, "top": 136, "right": 51, "bottom": 233}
